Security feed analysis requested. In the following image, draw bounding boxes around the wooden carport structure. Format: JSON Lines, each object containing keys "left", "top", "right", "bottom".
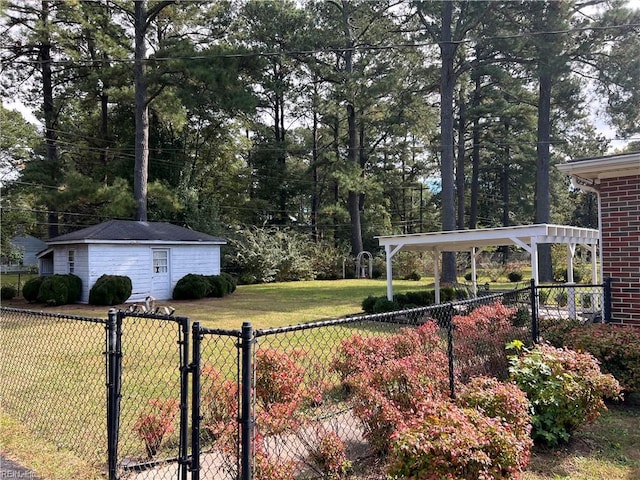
{"left": 376, "top": 223, "right": 600, "bottom": 302}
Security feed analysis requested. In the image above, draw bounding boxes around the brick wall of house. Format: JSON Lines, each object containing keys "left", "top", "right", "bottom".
{"left": 599, "top": 174, "right": 640, "bottom": 326}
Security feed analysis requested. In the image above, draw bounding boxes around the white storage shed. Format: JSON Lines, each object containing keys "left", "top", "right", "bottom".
{"left": 37, "top": 220, "right": 226, "bottom": 303}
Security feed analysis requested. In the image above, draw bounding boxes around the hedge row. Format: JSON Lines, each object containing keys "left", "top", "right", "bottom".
{"left": 361, "top": 287, "right": 468, "bottom": 314}
{"left": 173, "top": 273, "right": 237, "bottom": 300}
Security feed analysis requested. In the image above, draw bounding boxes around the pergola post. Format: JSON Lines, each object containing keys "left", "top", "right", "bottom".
{"left": 385, "top": 245, "right": 393, "bottom": 300}
{"left": 434, "top": 249, "right": 441, "bottom": 304}
{"left": 567, "top": 243, "right": 577, "bottom": 319}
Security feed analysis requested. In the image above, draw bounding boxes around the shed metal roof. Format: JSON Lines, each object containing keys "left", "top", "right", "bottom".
{"left": 46, "top": 220, "right": 226, "bottom": 245}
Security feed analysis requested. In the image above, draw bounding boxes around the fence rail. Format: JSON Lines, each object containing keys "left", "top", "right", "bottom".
{"left": 0, "top": 279, "right": 610, "bottom": 480}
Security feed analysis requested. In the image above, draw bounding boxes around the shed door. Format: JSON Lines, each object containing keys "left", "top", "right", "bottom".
{"left": 151, "top": 249, "right": 171, "bottom": 300}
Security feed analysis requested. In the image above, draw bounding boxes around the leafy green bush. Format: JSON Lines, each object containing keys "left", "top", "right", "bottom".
{"left": 372, "top": 297, "right": 399, "bottom": 313}
{"left": 220, "top": 272, "right": 237, "bottom": 293}
{"left": 539, "top": 317, "right": 582, "bottom": 347}
{"left": 507, "top": 270, "right": 523, "bottom": 282}
{"left": 403, "top": 271, "right": 421, "bottom": 281}
{"left": 89, "top": 275, "right": 132, "bottom": 305}
{"left": 508, "top": 342, "right": 621, "bottom": 445}
{"left": 66, "top": 274, "right": 82, "bottom": 303}
{"left": 205, "top": 275, "right": 227, "bottom": 298}
{"left": 37, "top": 275, "right": 70, "bottom": 306}
{"left": 440, "top": 286, "right": 467, "bottom": 301}
{"left": 173, "top": 274, "right": 211, "bottom": 300}
{"left": 1, "top": 285, "right": 17, "bottom": 300}
{"left": 362, "top": 290, "right": 436, "bottom": 313}
{"left": 512, "top": 306, "right": 531, "bottom": 328}
{"left": 405, "top": 290, "right": 435, "bottom": 306}
{"left": 564, "top": 324, "right": 640, "bottom": 393}
{"left": 22, "top": 277, "right": 43, "bottom": 302}
{"left": 553, "top": 267, "right": 584, "bottom": 283}
{"left": 226, "top": 227, "right": 315, "bottom": 283}
{"left": 361, "top": 295, "right": 378, "bottom": 313}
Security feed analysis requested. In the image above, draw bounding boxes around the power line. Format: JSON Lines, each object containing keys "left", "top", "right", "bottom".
{"left": 5, "top": 22, "right": 640, "bottom": 66}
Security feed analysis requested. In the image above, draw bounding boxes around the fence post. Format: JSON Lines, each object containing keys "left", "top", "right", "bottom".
{"left": 178, "top": 317, "right": 190, "bottom": 480}
{"left": 530, "top": 279, "right": 539, "bottom": 344}
{"left": 240, "top": 322, "right": 254, "bottom": 480}
{"left": 446, "top": 310, "right": 456, "bottom": 400}
{"left": 106, "top": 308, "right": 122, "bottom": 480}
{"left": 603, "top": 277, "right": 612, "bottom": 323}
{"left": 190, "top": 322, "right": 202, "bottom": 480}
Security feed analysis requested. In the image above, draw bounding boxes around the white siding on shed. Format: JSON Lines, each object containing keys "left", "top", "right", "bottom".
{"left": 87, "top": 244, "right": 152, "bottom": 303}
{"left": 171, "top": 244, "right": 221, "bottom": 282}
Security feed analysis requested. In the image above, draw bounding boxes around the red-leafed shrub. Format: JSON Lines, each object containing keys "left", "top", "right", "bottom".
{"left": 134, "top": 398, "right": 179, "bottom": 458}
{"left": 332, "top": 322, "right": 446, "bottom": 391}
{"left": 563, "top": 324, "right": 640, "bottom": 393}
{"left": 351, "top": 351, "right": 451, "bottom": 454}
{"left": 335, "top": 323, "right": 450, "bottom": 454}
{"left": 458, "top": 376, "right": 533, "bottom": 443}
{"left": 254, "top": 434, "right": 298, "bottom": 480}
{"left": 453, "top": 302, "right": 521, "bottom": 381}
{"left": 304, "top": 427, "right": 351, "bottom": 479}
{"left": 509, "top": 342, "right": 621, "bottom": 445}
{"left": 200, "top": 365, "right": 238, "bottom": 441}
{"left": 255, "top": 348, "right": 307, "bottom": 435}
{"left": 388, "top": 397, "right": 532, "bottom": 480}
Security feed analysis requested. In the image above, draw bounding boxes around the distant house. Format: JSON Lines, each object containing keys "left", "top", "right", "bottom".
{"left": 37, "top": 220, "right": 226, "bottom": 303}
{"left": 1, "top": 235, "right": 47, "bottom": 272}
{"left": 557, "top": 150, "right": 640, "bottom": 327}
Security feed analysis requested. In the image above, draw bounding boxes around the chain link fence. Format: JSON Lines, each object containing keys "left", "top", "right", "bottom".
{"left": 0, "top": 279, "right": 609, "bottom": 480}
{"left": 0, "top": 308, "right": 108, "bottom": 465}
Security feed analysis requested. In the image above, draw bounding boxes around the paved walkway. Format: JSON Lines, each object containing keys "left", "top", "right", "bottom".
{"left": 0, "top": 455, "right": 38, "bottom": 479}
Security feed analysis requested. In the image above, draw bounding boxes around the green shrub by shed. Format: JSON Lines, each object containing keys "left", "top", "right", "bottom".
{"left": 22, "top": 277, "right": 43, "bottom": 302}
{"left": 89, "top": 275, "right": 132, "bottom": 305}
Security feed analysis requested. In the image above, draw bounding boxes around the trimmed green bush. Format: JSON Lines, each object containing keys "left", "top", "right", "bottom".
{"left": 173, "top": 274, "right": 211, "bottom": 300}
{"left": 553, "top": 267, "right": 584, "bottom": 283}
{"left": 206, "top": 275, "right": 227, "bottom": 298}
{"left": 22, "top": 277, "right": 43, "bottom": 302}
{"left": 89, "top": 275, "right": 132, "bottom": 305}
{"left": 37, "top": 275, "right": 70, "bottom": 306}
{"left": 1, "top": 285, "right": 17, "bottom": 300}
{"left": 361, "top": 295, "right": 378, "bottom": 313}
{"left": 66, "top": 274, "right": 82, "bottom": 303}
{"left": 220, "top": 272, "right": 237, "bottom": 293}
{"left": 372, "top": 298, "right": 399, "bottom": 313}
{"left": 403, "top": 271, "right": 421, "bottom": 281}
{"left": 405, "top": 290, "right": 435, "bottom": 306}
{"left": 507, "top": 270, "right": 524, "bottom": 282}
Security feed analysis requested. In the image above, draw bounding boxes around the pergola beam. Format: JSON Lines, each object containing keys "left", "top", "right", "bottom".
{"left": 377, "top": 223, "right": 599, "bottom": 303}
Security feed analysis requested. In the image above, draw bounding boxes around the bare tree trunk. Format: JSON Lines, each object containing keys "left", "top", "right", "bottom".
{"left": 342, "top": 0, "right": 363, "bottom": 255}
{"left": 134, "top": 0, "right": 149, "bottom": 221}
{"left": 535, "top": 67, "right": 553, "bottom": 281}
{"left": 440, "top": 0, "right": 457, "bottom": 282}
{"left": 456, "top": 88, "right": 466, "bottom": 230}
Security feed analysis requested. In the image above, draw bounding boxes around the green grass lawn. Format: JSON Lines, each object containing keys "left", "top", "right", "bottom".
{"left": 1, "top": 278, "right": 637, "bottom": 480}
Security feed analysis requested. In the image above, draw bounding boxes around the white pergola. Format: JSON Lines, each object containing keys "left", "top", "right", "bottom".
{"left": 376, "top": 223, "right": 600, "bottom": 302}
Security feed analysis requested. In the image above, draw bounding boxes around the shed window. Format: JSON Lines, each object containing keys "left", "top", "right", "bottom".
{"left": 68, "top": 249, "right": 75, "bottom": 273}
{"left": 153, "top": 250, "right": 168, "bottom": 273}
